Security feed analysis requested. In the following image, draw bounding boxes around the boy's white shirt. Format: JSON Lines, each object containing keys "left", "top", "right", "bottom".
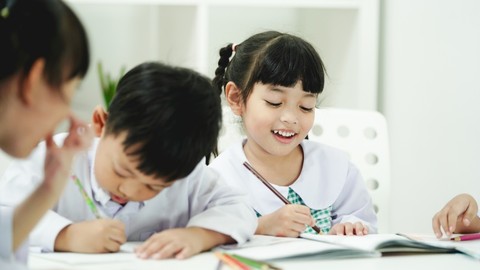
{"left": 209, "top": 139, "right": 378, "bottom": 233}
{"left": 0, "top": 133, "right": 257, "bottom": 252}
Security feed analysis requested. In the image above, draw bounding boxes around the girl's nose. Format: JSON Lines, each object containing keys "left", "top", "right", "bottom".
{"left": 280, "top": 110, "right": 298, "bottom": 125}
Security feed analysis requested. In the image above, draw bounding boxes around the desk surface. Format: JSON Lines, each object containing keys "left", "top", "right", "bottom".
{"left": 29, "top": 252, "right": 480, "bottom": 270}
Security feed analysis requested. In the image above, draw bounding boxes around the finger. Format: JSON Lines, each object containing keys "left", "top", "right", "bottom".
{"left": 331, "top": 224, "right": 345, "bottom": 235}
{"left": 137, "top": 237, "right": 167, "bottom": 259}
{"left": 292, "top": 212, "right": 316, "bottom": 227}
{"left": 446, "top": 211, "right": 459, "bottom": 235}
{"left": 354, "top": 222, "right": 364, "bottom": 236}
{"left": 151, "top": 242, "right": 181, "bottom": 259}
{"left": 45, "top": 133, "right": 56, "bottom": 148}
{"left": 292, "top": 205, "right": 313, "bottom": 216}
{"left": 438, "top": 210, "right": 450, "bottom": 236}
{"left": 109, "top": 229, "right": 126, "bottom": 244}
{"left": 280, "top": 228, "right": 301, "bottom": 238}
{"left": 463, "top": 203, "right": 478, "bottom": 227}
{"left": 175, "top": 246, "right": 193, "bottom": 260}
{"left": 104, "top": 238, "right": 122, "bottom": 253}
{"left": 290, "top": 220, "right": 307, "bottom": 233}
{"left": 344, "top": 223, "right": 354, "bottom": 235}
{"left": 363, "top": 225, "right": 369, "bottom": 235}
{"left": 432, "top": 213, "right": 442, "bottom": 238}
{"left": 64, "top": 116, "right": 92, "bottom": 149}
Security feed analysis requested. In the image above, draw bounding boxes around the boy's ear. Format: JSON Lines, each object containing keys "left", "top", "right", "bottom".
{"left": 20, "top": 59, "right": 46, "bottom": 106}
{"left": 225, "top": 82, "right": 243, "bottom": 116}
{"left": 92, "top": 105, "right": 108, "bottom": 137}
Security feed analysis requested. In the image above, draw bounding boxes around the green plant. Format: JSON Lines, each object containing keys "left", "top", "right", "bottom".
{"left": 97, "top": 61, "right": 126, "bottom": 108}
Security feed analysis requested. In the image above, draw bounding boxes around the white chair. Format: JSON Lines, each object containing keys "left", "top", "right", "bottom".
{"left": 308, "top": 108, "right": 390, "bottom": 233}
{"left": 217, "top": 106, "right": 391, "bottom": 233}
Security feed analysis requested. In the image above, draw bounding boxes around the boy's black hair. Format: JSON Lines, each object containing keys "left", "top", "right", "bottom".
{"left": 213, "top": 31, "right": 326, "bottom": 102}
{"left": 0, "top": 0, "right": 90, "bottom": 87}
{"left": 106, "top": 62, "right": 222, "bottom": 182}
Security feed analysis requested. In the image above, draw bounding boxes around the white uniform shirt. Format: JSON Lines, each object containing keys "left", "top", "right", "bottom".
{"left": 0, "top": 134, "right": 257, "bottom": 252}
{"left": 209, "top": 139, "right": 378, "bottom": 233}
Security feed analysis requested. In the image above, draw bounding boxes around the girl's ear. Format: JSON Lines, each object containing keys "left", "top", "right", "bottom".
{"left": 225, "top": 82, "right": 244, "bottom": 116}
{"left": 91, "top": 105, "right": 108, "bottom": 137}
{"left": 20, "top": 59, "right": 46, "bottom": 105}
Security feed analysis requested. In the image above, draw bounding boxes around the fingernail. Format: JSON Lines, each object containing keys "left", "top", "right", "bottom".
{"left": 435, "top": 232, "right": 441, "bottom": 238}
{"left": 464, "top": 219, "right": 471, "bottom": 226}
{"left": 77, "top": 126, "right": 85, "bottom": 135}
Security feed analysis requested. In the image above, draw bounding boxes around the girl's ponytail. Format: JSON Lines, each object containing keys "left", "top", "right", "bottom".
{"left": 212, "top": 43, "right": 234, "bottom": 96}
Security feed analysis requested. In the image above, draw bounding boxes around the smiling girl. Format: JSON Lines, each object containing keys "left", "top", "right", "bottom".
{"left": 209, "top": 31, "right": 377, "bottom": 237}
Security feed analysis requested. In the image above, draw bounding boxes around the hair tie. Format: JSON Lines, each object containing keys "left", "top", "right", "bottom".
{"left": 232, "top": 43, "right": 238, "bottom": 52}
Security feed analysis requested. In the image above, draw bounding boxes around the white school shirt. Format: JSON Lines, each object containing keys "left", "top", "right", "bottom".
{"left": 0, "top": 186, "right": 29, "bottom": 264}
{"left": 209, "top": 139, "right": 378, "bottom": 233}
{"left": 0, "top": 134, "right": 257, "bottom": 252}
{"left": 0, "top": 206, "right": 28, "bottom": 266}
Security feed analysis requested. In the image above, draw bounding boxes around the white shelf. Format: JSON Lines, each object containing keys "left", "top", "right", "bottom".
{"left": 68, "top": 0, "right": 362, "bottom": 8}
{"left": 65, "top": 0, "right": 379, "bottom": 124}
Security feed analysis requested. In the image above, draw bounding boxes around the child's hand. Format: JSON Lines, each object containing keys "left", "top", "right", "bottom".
{"left": 329, "top": 222, "right": 368, "bottom": 236}
{"left": 256, "top": 205, "right": 316, "bottom": 237}
{"left": 135, "top": 227, "right": 230, "bottom": 260}
{"left": 55, "top": 219, "right": 126, "bottom": 253}
{"left": 42, "top": 115, "right": 93, "bottom": 194}
{"left": 432, "top": 193, "right": 479, "bottom": 238}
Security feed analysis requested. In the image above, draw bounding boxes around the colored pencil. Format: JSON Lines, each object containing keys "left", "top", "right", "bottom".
{"left": 230, "top": 254, "right": 282, "bottom": 270}
{"left": 243, "top": 162, "right": 322, "bottom": 234}
{"left": 214, "top": 252, "right": 249, "bottom": 270}
{"left": 450, "top": 232, "right": 480, "bottom": 241}
{"left": 71, "top": 175, "right": 102, "bottom": 219}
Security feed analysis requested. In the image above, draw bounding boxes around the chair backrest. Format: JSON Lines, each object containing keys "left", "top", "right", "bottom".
{"left": 217, "top": 106, "right": 391, "bottom": 233}
{"left": 308, "top": 108, "right": 390, "bottom": 233}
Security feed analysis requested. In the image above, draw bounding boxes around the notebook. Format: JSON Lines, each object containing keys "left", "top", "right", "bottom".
{"left": 219, "top": 233, "right": 480, "bottom": 261}
{"left": 217, "top": 235, "right": 380, "bottom": 260}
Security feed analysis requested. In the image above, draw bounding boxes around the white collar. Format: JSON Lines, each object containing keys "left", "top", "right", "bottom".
{"left": 232, "top": 139, "right": 348, "bottom": 213}
{"left": 88, "top": 138, "right": 112, "bottom": 206}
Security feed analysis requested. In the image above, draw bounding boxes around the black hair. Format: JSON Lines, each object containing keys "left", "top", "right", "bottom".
{"left": 0, "top": 0, "right": 90, "bottom": 88}
{"left": 213, "top": 31, "right": 326, "bottom": 102}
{"left": 106, "top": 62, "right": 222, "bottom": 182}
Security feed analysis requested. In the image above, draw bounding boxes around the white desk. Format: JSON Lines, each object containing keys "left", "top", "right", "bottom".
{"left": 29, "top": 252, "right": 480, "bottom": 270}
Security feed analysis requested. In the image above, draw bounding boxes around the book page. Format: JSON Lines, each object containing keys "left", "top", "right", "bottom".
{"left": 301, "top": 233, "right": 414, "bottom": 251}
{"left": 29, "top": 252, "right": 136, "bottom": 265}
{"left": 217, "top": 235, "right": 378, "bottom": 260}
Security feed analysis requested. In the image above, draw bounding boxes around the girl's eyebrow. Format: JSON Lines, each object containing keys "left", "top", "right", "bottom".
{"left": 304, "top": 92, "right": 317, "bottom": 98}
{"left": 268, "top": 87, "right": 317, "bottom": 98}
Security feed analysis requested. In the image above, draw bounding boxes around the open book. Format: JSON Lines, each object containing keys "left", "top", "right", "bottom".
{"left": 218, "top": 233, "right": 480, "bottom": 261}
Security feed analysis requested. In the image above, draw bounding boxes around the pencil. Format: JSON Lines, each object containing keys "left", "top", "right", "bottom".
{"left": 450, "top": 232, "right": 480, "bottom": 241}
{"left": 230, "top": 254, "right": 282, "bottom": 270}
{"left": 243, "top": 162, "right": 322, "bottom": 235}
{"left": 71, "top": 175, "right": 102, "bottom": 219}
{"left": 214, "top": 252, "right": 249, "bottom": 270}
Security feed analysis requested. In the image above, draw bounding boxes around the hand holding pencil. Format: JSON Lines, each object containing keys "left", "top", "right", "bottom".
{"left": 243, "top": 162, "right": 323, "bottom": 236}
{"left": 53, "top": 175, "right": 126, "bottom": 253}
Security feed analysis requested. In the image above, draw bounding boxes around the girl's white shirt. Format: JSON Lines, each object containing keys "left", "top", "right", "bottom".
{"left": 209, "top": 139, "right": 378, "bottom": 233}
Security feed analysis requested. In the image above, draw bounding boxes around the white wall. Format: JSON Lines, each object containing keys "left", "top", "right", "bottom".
{"left": 381, "top": 0, "right": 480, "bottom": 233}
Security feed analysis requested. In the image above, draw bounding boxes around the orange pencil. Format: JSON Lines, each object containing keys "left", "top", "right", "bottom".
{"left": 214, "top": 252, "right": 249, "bottom": 270}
